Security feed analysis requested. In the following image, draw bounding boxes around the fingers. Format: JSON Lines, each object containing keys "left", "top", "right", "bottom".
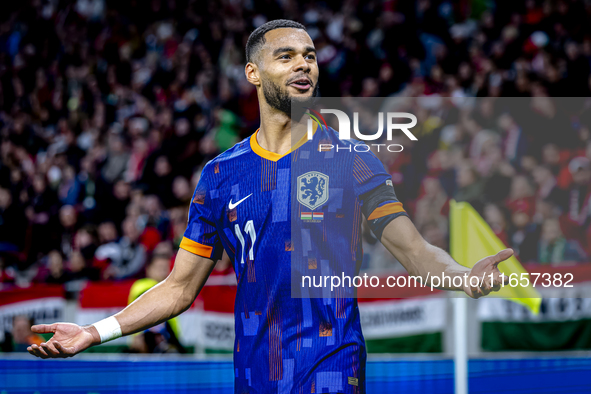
{"left": 31, "top": 324, "right": 57, "bottom": 334}
{"left": 470, "top": 282, "right": 489, "bottom": 298}
{"left": 480, "top": 271, "right": 507, "bottom": 295}
{"left": 488, "top": 272, "right": 499, "bottom": 290}
{"left": 489, "top": 271, "right": 502, "bottom": 292}
{"left": 27, "top": 341, "right": 70, "bottom": 359}
{"left": 464, "top": 281, "right": 484, "bottom": 299}
{"left": 471, "top": 286, "right": 484, "bottom": 299}
{"left": 41, "top": 342, "right": 63, "bottom": 357}
{"left": 491, "top": 248, "right": 514, "bottom": 266}
{"left": 27, "top": 346, "right": 36, "bottom": 357}
{"left": 484, "top": 272, "right": 495, "bottom": 294}
{"left": 28, "top": 344, "right": 50, "bottom": 359}
{"left": 54, "top": 342, "right": 74, "bottom": 357}
{"left": 466, "top": 270, "right": 504, "bottom": 299}
{"left": 490, "top": 270, "right": 509, "bottom": 288}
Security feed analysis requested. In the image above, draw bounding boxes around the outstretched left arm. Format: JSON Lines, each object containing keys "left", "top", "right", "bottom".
{"left": 379, "top": 215, "right": 511, "bottom": 298}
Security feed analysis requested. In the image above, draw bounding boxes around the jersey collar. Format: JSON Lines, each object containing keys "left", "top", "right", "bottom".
{"left": 250, "top": 122, "right": 319, "bottom": 162}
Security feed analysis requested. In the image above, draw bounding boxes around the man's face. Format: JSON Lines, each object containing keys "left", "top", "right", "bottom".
{"left": 257, "top": 28, "right": 320, "bottom": 116}
{"left": 573, "top": 168, "right": 591, "bottom": 185}
{"left": 147, "top": 257, "right": 170, "bottom": 282}
{"left": 13, "top": 316, "right": 31, "bottom": 343}
{"left": 542, "top": 219, "right": 562, "bottom": 243}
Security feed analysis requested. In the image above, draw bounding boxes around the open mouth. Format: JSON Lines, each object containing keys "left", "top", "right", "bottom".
{"left": 289, "top": 79, "right": 312, "bottom": 90}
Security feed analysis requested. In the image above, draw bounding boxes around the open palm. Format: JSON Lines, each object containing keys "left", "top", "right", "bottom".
{"left": 463, "top": 248, "right": 513, "bottom": 299}
{"left": 27, "top": 323, "right": 98, "bottom": 358}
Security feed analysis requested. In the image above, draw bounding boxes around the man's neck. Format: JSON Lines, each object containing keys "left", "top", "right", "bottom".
{"left": 257, "top": 105, "right": 307, "bottom": 155}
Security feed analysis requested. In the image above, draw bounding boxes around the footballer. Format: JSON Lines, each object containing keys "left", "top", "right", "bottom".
{"left": 28, "top": 19, "right": 512, "bottom": 394}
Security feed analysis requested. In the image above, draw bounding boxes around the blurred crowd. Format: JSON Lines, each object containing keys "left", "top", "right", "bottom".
{"left": 360, "top": 96, "right": 591, "bottom": 270}
{"left": 1, "top": 0, "right": 590, "bottom": 292}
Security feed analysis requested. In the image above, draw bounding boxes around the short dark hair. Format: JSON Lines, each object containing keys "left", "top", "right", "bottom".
{"left": 245, "top": 19, "right": 306, "bottom": 64}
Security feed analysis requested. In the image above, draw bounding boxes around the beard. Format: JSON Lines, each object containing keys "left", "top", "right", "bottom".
{"left": 262, "top": 78, "right": 320, "bottom": 121}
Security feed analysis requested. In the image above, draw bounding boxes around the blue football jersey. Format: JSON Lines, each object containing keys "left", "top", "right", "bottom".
{"left": 180, "top": 124, "right": 406, "bottom": 393}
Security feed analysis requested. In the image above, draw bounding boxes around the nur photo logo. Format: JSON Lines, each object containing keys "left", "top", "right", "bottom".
{"left": 305, "top": 108, "right": 418, "bottom": 152}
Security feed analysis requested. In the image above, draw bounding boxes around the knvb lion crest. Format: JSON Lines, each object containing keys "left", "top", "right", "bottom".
{"left": 297, "top": 171, "right": 329, "bottom": 210}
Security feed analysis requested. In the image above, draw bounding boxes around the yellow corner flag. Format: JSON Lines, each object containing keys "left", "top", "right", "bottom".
{"left": 449, "top": 200, "right": 542, "bottom": 314}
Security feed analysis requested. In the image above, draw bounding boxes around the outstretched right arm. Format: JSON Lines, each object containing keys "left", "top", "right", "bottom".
{"left": 28, "top": 248, "right": 216, "bottom": 358}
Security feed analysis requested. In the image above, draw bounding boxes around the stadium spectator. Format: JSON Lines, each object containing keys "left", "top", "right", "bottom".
{"left": 566, "top": 157, "right": 591, "bottom": 226}
{"left": 97, "top": 221, "right": 118, "bottom": 245}
{"left": 0, "top": 0, "right": 589, "bottom": 292}
{"left": 414, "top": 176, "right": 449, "bottom": 232}
{"left": 506, "top": 173, "right": 534, "bottom": 207}
{"left": 538, "top": 218, "right": 587, "bottom": 264}
{"left": 58, "top": 205, "right": 78, "bottom": 257}
{"left": 25, "top": 174, "right": 60, "bottom": 263}
{"left": 497, "top": 112, "right": 528, "bottom": 169}
{"left": 34, "top": 249, "right": 93, "bottom": 295}
{"left": 420, "top": 221, "right": 448, "bottom": 251}
{"left": 1, "top": 315, "right": 44, "bottom": 352}
{"left": 141, "top": 194, "right": 171, "bottom": 240}
{"left": 0, "top": 256, "right": 16, "bottom": 286}
{"left": 64, "top": 250, "right": 95, "bottom": 294}
{"left": 0, "top": 186, "right": 26, "bottom": 251}
{"left": 532, "top": 164, "right": 566, "bottom": 209}
{"left": 454, "top": 161, "right": 485, "bottom": 210}
{"left": 509, "top": 208, "right": 540, "bottom": 263}
{"left": 483, "top": 203, "right": 510, "bottom": 247}
{"left": 127, "top": 250, "right": 185, "bottom": 354}
{"left": 43, "top": 250, "right": 67, "bottom": 285}
{"left": 74, "top": 225, "right": 99, "bottom": 266}
{"left": 94, "top": 217, "right": 147, "bottom": 280}
{"left": 172, "top": 175, "right": 192, "bottom": 207}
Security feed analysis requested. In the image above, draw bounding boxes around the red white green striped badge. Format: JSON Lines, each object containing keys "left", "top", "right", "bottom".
{"left": 301, "top": 212, "right": 324, "bottom": 220}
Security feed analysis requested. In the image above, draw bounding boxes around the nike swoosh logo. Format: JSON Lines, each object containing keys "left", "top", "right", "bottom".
{"left": 228, "top": 194, "right": 253, "bottom": 209}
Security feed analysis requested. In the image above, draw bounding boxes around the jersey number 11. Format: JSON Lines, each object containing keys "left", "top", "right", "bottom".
{"left": 234, "top": 220, "right": 256, "bottom": 265}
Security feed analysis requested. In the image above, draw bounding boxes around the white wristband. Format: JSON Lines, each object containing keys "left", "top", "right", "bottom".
{"left": 92, "top": 316, "right": 122, "bottom": 343}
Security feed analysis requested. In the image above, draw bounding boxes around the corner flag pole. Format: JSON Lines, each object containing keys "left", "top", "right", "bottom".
{"left": 453, "top": 296, "right": 468, "bottom": 394}
{"left": 449, "top": 200, "right": 542, "bottom": 394}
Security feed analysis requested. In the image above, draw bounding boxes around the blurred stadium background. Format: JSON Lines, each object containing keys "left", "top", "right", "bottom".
{"left": 1, "top": 0, "right": 591, "bottom": 393}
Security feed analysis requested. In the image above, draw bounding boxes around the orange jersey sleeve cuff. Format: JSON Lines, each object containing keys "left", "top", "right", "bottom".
{"left": 367, "top": 202, "right": 406, "bottom": 220}
{"left": 179, "top": 237, "right": 214, "bottom": 258}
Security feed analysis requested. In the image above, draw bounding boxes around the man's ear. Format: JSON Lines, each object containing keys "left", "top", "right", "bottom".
{"left": 245, "top": 62, "right": 261, "bottom": 87}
